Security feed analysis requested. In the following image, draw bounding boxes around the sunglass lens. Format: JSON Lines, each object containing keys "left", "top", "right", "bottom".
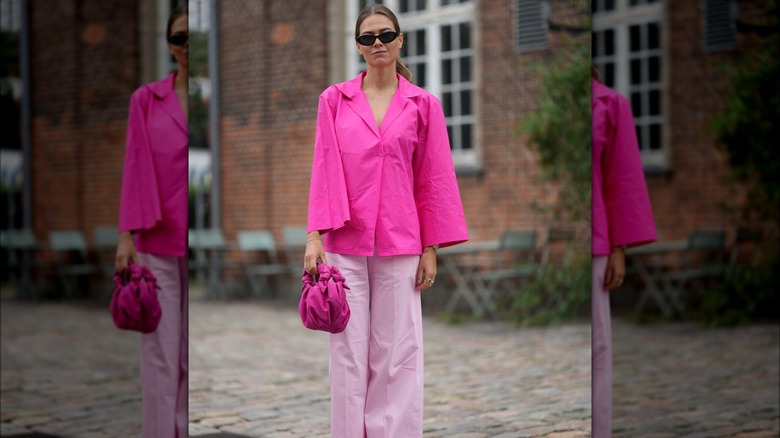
{"left": 168, "top": 34, "right": 188, "bottom": 46}
{"left": 378, "top": 32, "right": 398, "bottom": 43}
{"left": 356, "top": 35, "right": 376, "bottom": 46}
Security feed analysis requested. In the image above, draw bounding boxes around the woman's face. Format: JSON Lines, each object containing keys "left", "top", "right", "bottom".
{"left": 356, "top": 14, "right": 403, "bottom": 71}
{"left": 167, "top": 14, "right": 188, "bottom": 70}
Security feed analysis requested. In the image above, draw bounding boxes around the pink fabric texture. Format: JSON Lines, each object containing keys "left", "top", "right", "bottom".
{"left": 118, "top": 72, "right": 188, "bottom": 257}
{"left": 110, "top": 263, "right": 162, "bottom": 333}
{"left": 299, "top": 263, "right": 351, "bottom": 333}
{"left": 592, "top": 255, "right": 612, "bottom": 438}
{"left": 307, "top": 72, "right": 469, "bottom": 256}
{"left": 326, "top": 252, "right": 424, "bottom": 438}
{"left": 138, "top": 252, "right": 188, "bottom": 438}
{"left": 592, "top": 79, "right": 657, "bottom": 255}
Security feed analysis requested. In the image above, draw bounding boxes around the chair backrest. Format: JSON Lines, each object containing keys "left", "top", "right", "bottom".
{"left": 499, "top": 230, "right": 537, "bottom": 251}
{"left": 49, "top": 231, "right": 88, "bottom": 252}
{"left": 3, "top": 229, "right": 39, "bottom": 249}
{"left": 93, "top": 226, "right": 119, "bottom": 248}
{"left": 237, "top": 230, "right": 277, "bottom": 252}
{"left": 189, "top": 228, "right": 227, "bottom": 250}
{"left": 282, "top": 226, "right": 308, "bottom": 247}
{"left": 688, "top": 230, "right": 726, "bottom": 251}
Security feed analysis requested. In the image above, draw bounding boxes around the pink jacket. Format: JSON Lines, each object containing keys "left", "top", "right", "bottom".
{"left": 118, "top": 72, "right": 188, "bottom": 257}
{"left": 307, "top": 73, "right": 469, "bottom": 256}
{"left": 592, "top": 79, "right": 657, "bottom": 255}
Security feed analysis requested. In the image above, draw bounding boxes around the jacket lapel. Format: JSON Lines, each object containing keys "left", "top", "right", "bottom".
{"left": 149, "top": 72, "right": 187, "bottom": 134}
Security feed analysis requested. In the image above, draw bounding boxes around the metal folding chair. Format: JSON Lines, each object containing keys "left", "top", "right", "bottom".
{"left": 237, "top": 230, "right": 289, "bottom": 298}
{"left": 92, "top": 226, "right": 119, "bottom": 279}
{"left": 2, "top": 229, "right": 41, "bottom": 299}
{"left": 659, "top": 229, "right": 727, "bottom": 316}
{"left": 470, "top": 230, "right": 539, "bottom": 319}
{"left": 49, "top": 230, "right": 100, "bottom": 298}
{"left": 189, "top": 228, "right": 230, "bottom": 299}
{"left": 282, "top": 226, "right": 308, "bottom": 278}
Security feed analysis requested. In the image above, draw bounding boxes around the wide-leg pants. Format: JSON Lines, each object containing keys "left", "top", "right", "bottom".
{"left": 137, "top": 252, "right": 188, "bottom": 438}
{"left": 326, "top": 252, "right": 424, "bottom": 438}
{"left": 592, "top": 255, "right": 612, "bottom": 438}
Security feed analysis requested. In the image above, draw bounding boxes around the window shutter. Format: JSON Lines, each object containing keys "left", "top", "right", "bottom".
{"left": 705, "top": 0, "right": 738, "bottom": 51}
{"left": 516, "top": 0, "right": 549, "bottom": 52}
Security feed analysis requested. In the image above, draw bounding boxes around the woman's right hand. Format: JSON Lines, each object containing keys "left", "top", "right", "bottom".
{"left": 115, "top": 231, "right": 138, "bottom": 275}
{"left": 304, "top": 233, "right": 327, "bottom": 276}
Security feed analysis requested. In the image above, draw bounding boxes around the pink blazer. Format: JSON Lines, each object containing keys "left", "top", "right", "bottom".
{"left": 592, "top": 79, "right": 657, "bottom": 255}
{"left": 118, "top": 72, "right": 188, "bottom": 257}
{"left": 307, "top": 73, "right": 469, "bottom": 256}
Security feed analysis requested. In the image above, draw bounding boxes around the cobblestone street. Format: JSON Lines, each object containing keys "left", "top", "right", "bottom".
{"left": 1, "top": 299, "right": 778, "bottom": 437}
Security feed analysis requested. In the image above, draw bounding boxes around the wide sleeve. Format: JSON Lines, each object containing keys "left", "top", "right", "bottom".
{"left": 602, "top": 95, "right": 657, "bottom": 248}
{"left": 413, "top": 96, "right": 469, "bottom": 249}
{"left": 306, "top": 93, "right": 351, "bottom": 235}
{"left": 118, "top": 89, "right": 162, "bottom": 234}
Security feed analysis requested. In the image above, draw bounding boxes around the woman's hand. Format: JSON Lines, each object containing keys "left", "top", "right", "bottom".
{"left": 416, "top": 247, "right": 438, "bottom": 290}
{"left": 304, "top": 232, "right": 327, "bottom": 276}
{"left": 115, "top": 231, "right": 138, "bottom": 275}
{"left": 604, "top": 246, "right": 626, "bottom": 290}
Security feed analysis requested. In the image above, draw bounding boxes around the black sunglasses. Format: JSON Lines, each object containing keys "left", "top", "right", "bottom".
{"left": 355, "top": 31, "right": 399, "bottom": 46}
{"left": 167, "top": 33, "right": 188, "bottom": 46}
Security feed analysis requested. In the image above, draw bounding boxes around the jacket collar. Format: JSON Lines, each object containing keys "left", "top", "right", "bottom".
{"left": 337, "top": 72, "right": 422, "bottom": 136}
{"left": 148, "top": 72, "right": 187, "bottom": 133}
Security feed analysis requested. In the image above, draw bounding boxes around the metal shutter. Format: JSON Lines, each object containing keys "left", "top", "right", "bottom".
{"left": 706, "top": 0, "right": 737, "bottom": 51}
{"left": 516, "top": 0, "right": 549, "bottom": 52}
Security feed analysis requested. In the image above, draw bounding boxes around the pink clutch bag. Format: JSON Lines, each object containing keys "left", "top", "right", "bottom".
{"left": 299, "top": 263, "right": 351, "bottom": 334}
{"left": 110, "top": 263, "right": 162, "bottom": 333}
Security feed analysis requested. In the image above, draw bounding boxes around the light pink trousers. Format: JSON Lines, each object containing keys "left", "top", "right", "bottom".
{"left": 137, "top": 252, "right": 188, "bottom": 438}
{"left": 326, "top": 252, "right": 424, "bottom": 438}
{"left": 592, "top": 255, "right": 612, "bottom": 438}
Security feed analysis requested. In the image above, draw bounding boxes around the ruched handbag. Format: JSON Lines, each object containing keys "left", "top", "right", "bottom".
{"left": 110, "top": 263, "right": 162, "bottom": 333}
{"left": 299, "top": 263, "right": 351, "bottom": 334}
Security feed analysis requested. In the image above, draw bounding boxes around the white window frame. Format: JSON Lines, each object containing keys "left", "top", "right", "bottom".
{"left": 593, "top": 0, "right": 668, "bottom": 170}
{"left": 344, "top": 0, "right": 480, "bottom": 169}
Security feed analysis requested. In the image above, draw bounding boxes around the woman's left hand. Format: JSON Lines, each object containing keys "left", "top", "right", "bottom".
{"left": 604, "top": 246, "right": 626, "bottom": 290}
{"left": 416, "top": 248, "right": 438, "bottom": 290}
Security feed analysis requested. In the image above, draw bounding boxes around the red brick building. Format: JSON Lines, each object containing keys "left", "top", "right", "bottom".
{"left": 592, "top": 0, "right": 776, "bottom": 243}
{"left": 214, "top": 0, "right": 590, "bottom": 267}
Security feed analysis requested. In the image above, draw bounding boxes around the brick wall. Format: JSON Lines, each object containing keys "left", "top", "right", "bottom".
{"left": 647, "top": 0, "right": 765, "bottom": 242}
{"left": 30, "top": 0, "right": 140, "bottom": 248}
{"left": 217, "top": 0, "right": 588, "bottom": 257}
{"left": 218, "top": 0, "right": 330, "bottom": 253}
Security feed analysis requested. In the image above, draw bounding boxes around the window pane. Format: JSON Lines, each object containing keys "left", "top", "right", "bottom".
{"left": 461, "top": 90, "right": 471, "bottom": 115}
{"left": 442, "top": 59, "right": 452, "bottom": 84}
{"left": 415, "top": 29, "right": 426, "bottom": 55}
{"left": 443, "top": 92, "right": 453, "bottom": 117}
{"left": 605, "top": 0, "right": 615, "bottom": 10}
{"left": 441, "top": 25, "right": 452, "bottom": 52}
{"left": 417, "top": 63, "right": 426, "bottom": 87}
{"left": 400, "top": 0, "right": 409, "bottom": 13}
{"left": 630, "top": 58, "right": 642, "bottom": 84}
{"left": 416, "top": 0, "right": 427, "bottom": 11}
{"left": 605, "top": 63, "right": 615, "bottom": 87}
{"left": 635, "top": 125, "right": 644, "bottom": 150}
{"left": 649, "top": 124, "right": 661, "bottom": 150}
{"left": 446, "top": 125, "right": 454, "bottom": 149}
{"left": 648, "top": 22, "right": 659, "bottom": 49}
{"left": 631, "top": 92, "right": 642, "bottom": 117}
{"left": 459, "top": 22, "right": 470, "bottom": 49}
{"left": 630, "top": 24, "right": 641, "bottom": 52}
{"left": 592, "top": 31, "right": 599, "bottom": 55}
{"left": 461, "top": 124, "right": 472, "bottom": 150}
{"left": 649, "top": 89, "right": 661, "bottom": 115}
{"left": 605, "top": 29, "right": 615, "bottom": 55}
{"left": 648, "top": 56, "right": 660, "bottom": 82}
{"left": 460, "top": 56, "right": 471, "bottom": 82}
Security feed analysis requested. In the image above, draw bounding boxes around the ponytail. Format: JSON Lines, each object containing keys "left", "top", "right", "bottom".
{"left": 396, "top": 57, "right": 413, "bottom": 83}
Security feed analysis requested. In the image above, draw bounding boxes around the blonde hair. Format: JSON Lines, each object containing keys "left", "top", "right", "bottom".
{"left": 355, "top": 4, "right": 413, "bottom": 83}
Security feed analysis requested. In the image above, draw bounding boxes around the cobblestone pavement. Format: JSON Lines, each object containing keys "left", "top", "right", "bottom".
{"left": 2, "top": 299, "right": 778, "bottom": 438}
{"left": 188, "top": 302, "right": 591, "bottom": 438}
{"left": 612, "top": 320, "right": 779, "bottom": 438}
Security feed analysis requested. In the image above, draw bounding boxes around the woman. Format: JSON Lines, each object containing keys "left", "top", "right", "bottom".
{"left": 115, "top": 6, "right": 188, "bottom": 437}
{"left": 304, "top": 4, "right": 468, "bottom": 436}
{"left": 591, "top": 69, "right": 657, "bottom": 437}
